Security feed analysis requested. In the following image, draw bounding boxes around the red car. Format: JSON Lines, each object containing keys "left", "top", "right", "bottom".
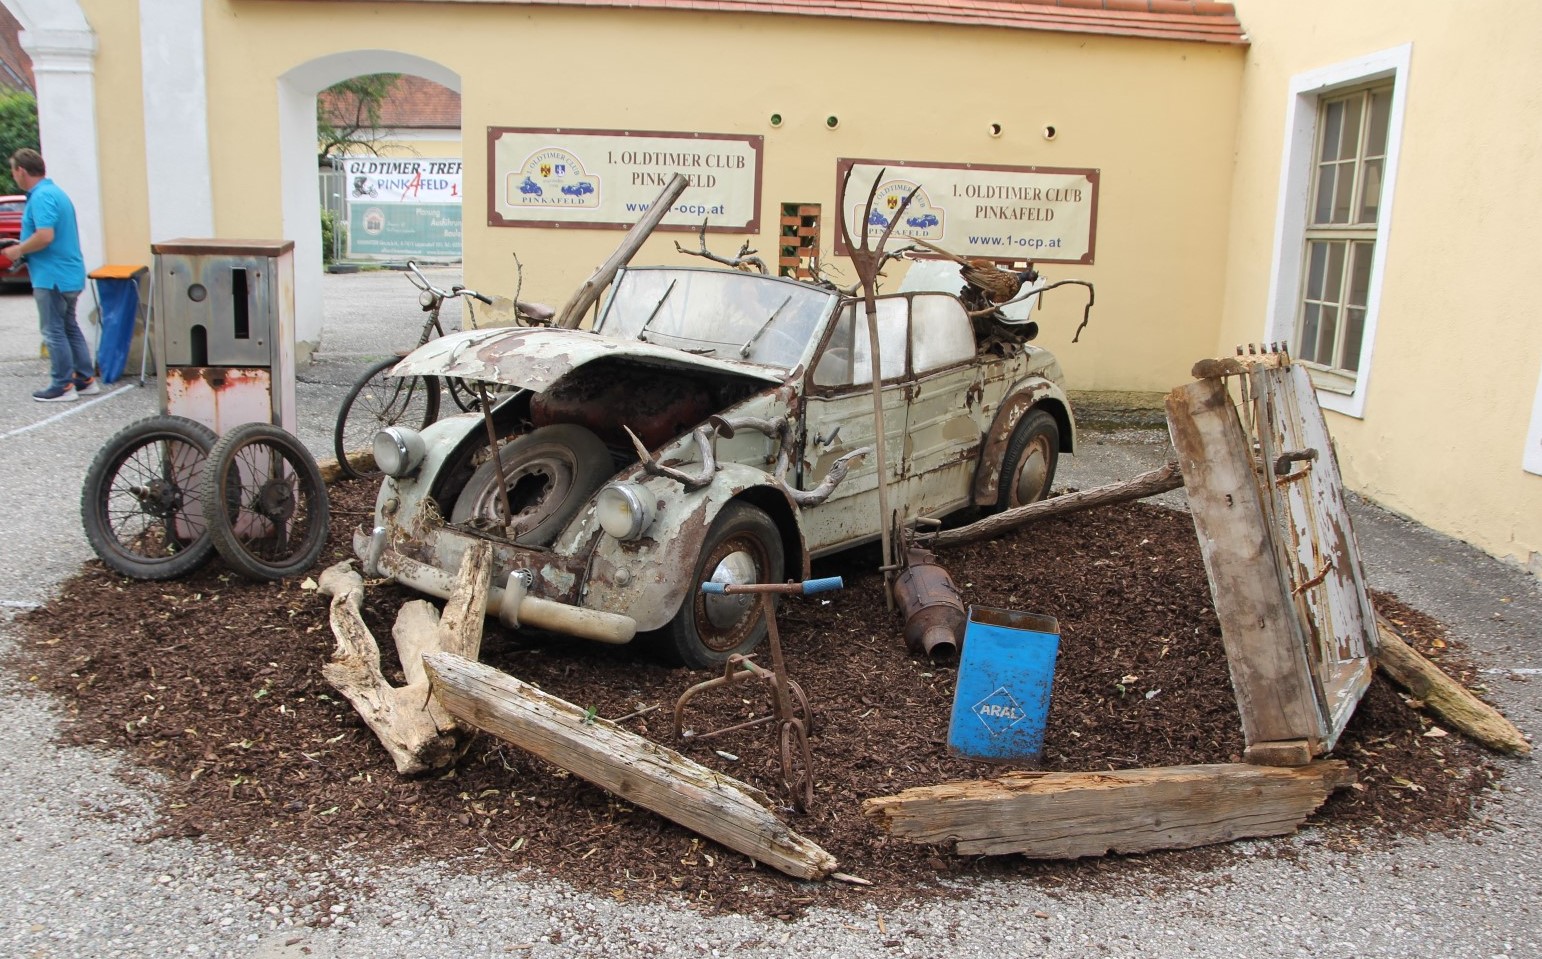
{"left": 0, "top": 194, "right": 30, "bottom": 287}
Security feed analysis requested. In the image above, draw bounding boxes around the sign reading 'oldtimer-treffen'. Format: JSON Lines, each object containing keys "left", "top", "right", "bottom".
{"left": 487, "top": 127, "right": 762, "bottom": 233}
{"left": 836, "top": 158, "right": 1099, "bottom": 265}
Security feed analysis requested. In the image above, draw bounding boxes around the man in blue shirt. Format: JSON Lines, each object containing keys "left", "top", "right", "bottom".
{"left": 5, "top": 148, "right": 92, "bottom": 401}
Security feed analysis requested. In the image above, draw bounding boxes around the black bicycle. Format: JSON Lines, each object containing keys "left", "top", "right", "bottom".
{"left": 331, "top": 262, "right": 496, "bottom": 480}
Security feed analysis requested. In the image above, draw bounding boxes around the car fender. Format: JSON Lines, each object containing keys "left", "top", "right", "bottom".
{"left": 580, "top": 462, "right": 805, "bottom": 634}
{"left": 971, "top": 375, "right": 1076, "bottom": 506}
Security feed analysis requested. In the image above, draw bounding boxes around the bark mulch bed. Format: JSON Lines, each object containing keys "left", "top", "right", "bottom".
{"left": 11, "top": 479, "right": 1507, "bottom": 919}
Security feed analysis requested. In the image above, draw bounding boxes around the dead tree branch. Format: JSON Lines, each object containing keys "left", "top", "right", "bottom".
{"left": 674, "top": 219, "right": 768, "bottom": 273}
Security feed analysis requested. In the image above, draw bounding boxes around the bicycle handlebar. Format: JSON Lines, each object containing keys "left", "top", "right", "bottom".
{"left": 700, "top": 577, "right": 844, "bottom": 596}
{"left": 405, "top": 260, "right": 490, "bottom": 305}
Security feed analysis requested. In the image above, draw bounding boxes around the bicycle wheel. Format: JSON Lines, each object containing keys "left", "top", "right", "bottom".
{"left": 446, "top": 377, "right": 515, "bottom": 413}
{"left": 203, "top": 423, "right": 330, "bottom": 581}
{"left": 447, "top": 377, "right": 478, "bottom": 413}
{"left": 80, "top": 415, "right": 218, "bottom": 580}
{"left": 333, "top": 356, "right": 440, "bottom": 479}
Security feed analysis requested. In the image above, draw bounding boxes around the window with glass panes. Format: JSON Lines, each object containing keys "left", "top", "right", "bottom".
{"left": 1298, "top": 85, "right": 1392, "bottom": 382}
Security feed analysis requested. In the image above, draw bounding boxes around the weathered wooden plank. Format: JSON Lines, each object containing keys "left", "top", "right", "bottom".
{"left": 930, "top": 461, "right": 1183, "bottom": 549}
{"left": 1375, "top": 616, "right": 1531, "bottom": 756}
{"left": 1166, "top": 378, "right": 1325, "bottom": 748}
{"left": 862, "top": 762, "right": 1354, "bottom": 858}
{"left": 1243, "top": 739, "right": 1315, "bottom": 767}
{"left": 423, "top": 651, "right": 838, "bottom": 880}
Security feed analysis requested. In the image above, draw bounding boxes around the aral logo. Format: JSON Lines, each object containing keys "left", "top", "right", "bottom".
{"left": 971, "top": 686, "right": 1026, "bottom": 736}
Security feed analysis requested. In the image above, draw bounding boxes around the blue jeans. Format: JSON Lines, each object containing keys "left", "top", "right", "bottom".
{"left": 36, "top": 287, "right": 92, "bottom": 389}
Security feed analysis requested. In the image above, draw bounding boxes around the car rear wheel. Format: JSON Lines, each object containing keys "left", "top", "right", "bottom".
{"left": 994, "top": 408, "right": 1059, "bottom": 510}
{"left": 659, "top": 502, "right": 785, "bottom": 669}
{"left": 448, "top": 423, "right": 613, "bottom": 547}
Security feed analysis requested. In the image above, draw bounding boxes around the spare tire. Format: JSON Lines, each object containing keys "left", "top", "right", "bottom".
{"left": 449, "top": 424, "right": 613, "bottom": 546}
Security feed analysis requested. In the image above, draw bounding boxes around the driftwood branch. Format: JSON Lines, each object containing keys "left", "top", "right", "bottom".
{"left": 928, "top": 461, "right": 1183, "bottom": 549}
{"left": 863, "top": 762, "right": 1355, "bottom": 858}
{"left": 773, "top": 445, "right": 870, "bottom": 507}
{"left": 318, "top": 542, "right": 493, "bottom": 775}
{"left": 625, "top": 424, "right": 717, "bottom": 491}
{"left": 673, "top": 218, "right": 767, "bottom": 273}
{"left": 1375, "top": 615, "right": 1531, "bottom": 755}
{"left": 423, "top": 651, "right": 838, "bottom": 879}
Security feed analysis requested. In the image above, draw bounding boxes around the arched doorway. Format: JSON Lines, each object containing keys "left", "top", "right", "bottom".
{"left": 278, "top": 52, "right": 460, "bottom": 358}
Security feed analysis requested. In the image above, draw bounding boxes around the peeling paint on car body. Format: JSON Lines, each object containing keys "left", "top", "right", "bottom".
{"left": 389, "top": 327, "right": 789, "bottom": 392}
{"left": 356, "top": 263, "right": 1077, "bottom": 651}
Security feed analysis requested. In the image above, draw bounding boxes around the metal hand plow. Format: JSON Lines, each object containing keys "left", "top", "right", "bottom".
{"left": 672, "top": 577, "right": 844, "bottom": 812}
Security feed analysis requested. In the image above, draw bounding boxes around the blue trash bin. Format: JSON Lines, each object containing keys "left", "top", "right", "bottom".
{"left": 947, "top": 605, "right": 1061, "bottom": 764}
{"left": 90, "top": 265, "right": 148, "bottom": 384}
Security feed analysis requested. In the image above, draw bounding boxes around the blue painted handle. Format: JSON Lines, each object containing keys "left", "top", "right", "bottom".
{"left": 801, "top": 576, "right": 844, "bottom": 594}
{"left": 700, "top": 581, "right": 727, "bottom": 594}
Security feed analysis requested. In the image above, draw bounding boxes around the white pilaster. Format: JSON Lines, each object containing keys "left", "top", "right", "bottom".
{"left": 138, "top": 0, "right": 214, "bottom": 240}
{"left": 17, "top": 25, "right": 105, "bottom": 273}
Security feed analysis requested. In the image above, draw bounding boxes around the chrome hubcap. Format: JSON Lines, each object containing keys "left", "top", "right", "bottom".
{"left": 1013, "top": 438, "right": 1051, "bottom": 506}
{"left": 703, "top": 548, "right": 758, "bottom": 630}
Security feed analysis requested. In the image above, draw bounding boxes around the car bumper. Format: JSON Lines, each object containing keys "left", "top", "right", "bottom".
{"left": 353, "top": 524, "right": 638, "bottom": 645}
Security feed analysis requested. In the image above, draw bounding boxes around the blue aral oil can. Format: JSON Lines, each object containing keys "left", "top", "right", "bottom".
{"left": 947, "top": 605, "right": 1061, "bottom": 764}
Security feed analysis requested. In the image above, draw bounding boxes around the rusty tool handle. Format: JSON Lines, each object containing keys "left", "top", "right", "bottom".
{"left": 700, "top": 577, "right": 844, "bottom": 597}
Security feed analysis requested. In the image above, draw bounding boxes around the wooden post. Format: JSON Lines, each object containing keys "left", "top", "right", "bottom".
{"left": 1166, "top": 378, "right": 1325, "bottom": 760}
{"left": 1376, "top": 616, "right": 1531, "bottom": 755}
{"left": 930, "top": 461, "right": 1183, "bottom": 549}
{"left": 424, "top": 652, "right": 838, "bottom": 880}
{"left": 552, "top": 174, "right": 689, "bottom": 330}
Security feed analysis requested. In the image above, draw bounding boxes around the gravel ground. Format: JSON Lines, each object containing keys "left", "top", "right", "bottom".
{"left": 0, "top": 269, "right": 1537, "bottom": 958}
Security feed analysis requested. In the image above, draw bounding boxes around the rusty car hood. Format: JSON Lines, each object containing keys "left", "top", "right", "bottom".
{"left": 389, "top": 327, "right": 788, "bottom": 392}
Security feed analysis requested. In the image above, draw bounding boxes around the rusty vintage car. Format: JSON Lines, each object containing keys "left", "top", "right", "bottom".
{"left": 356, "top": 264, "right": 1074, "bottom": 667}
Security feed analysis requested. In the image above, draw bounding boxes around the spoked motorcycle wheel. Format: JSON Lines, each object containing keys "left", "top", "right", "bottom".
{"left": 80, "top": 415, "right": 219, "bottom": 580}
{"left": 203, "top": 422, "right": 331, "bottom": 581}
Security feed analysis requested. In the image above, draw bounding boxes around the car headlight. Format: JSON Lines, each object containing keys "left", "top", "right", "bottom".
{"left": 373, "top": 426, "right": 426, "bottom": 478}
{"left": 596, "top": 482, "right": 654, "bottom": 540}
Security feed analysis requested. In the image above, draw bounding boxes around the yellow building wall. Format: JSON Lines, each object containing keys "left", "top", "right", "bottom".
{"left": 1223, "top": 1, "right": 1542, "bottom": 572}
{"left": 79, "top": 0, "right": 150, "bottom": 266}
{"left": 196, "top": 0, "right": 1243, "bottom": 392}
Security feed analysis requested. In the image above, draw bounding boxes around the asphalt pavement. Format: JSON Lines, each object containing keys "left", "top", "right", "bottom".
{"left": 0, "top": 268, "right": 1536, "bottom": 958}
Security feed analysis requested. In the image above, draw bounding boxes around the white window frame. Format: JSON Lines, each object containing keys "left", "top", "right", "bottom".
{"left": 1265, "top": 44, "right": 1411, "bottom": 419}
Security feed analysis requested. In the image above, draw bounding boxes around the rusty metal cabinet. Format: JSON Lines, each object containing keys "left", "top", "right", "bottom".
{"left": 152, "top": 238, "right": 297, "bottom": 435}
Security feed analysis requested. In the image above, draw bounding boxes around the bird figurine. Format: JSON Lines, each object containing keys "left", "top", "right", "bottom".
{"left": 909, "top": 237, "right": 1038, "bottom": 305}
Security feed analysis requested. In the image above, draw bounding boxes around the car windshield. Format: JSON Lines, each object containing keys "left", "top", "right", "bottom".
{"left": 596, "top": 267, "right": 837, "bottom": 370}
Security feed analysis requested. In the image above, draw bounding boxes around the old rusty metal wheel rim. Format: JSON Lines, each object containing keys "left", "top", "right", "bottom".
{"left": 470, "top": 441, "right": 577, "bottom": 527}
{"left": 1009, "top": 431, "right": 1054, "bottom": 507}
{"left": 697, "top": 532, "right": 772, "bottom": 653}
{"left": 779, "top": 717, "right": 815, "bottom": 812}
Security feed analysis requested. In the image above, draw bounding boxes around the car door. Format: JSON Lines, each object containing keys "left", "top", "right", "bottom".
{"left": 798, "top": 298, "right": 908, "bottom": 555}
{"left": 902, "top": 292, "right": 985, "bottom": 518}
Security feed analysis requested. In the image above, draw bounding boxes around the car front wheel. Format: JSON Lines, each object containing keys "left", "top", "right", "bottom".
{"left": 995, "top": 408, "right": 1060, "bottom": 510}
{"left": 659, "top": 501, "right": 785, "bottom": 669}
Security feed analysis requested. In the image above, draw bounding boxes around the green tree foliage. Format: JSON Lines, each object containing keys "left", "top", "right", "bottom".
{"left": 317, "top": 74, "right": 401, "bottom": 160}
{"left": 0, "top": 92, "right": 39, "bottom": 193}
{"left": 320, "top": 209, "right": 347, "bottom": 264}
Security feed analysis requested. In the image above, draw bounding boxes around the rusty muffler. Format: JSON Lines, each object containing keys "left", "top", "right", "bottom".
{"left": 893, "top": 546, "right": 965, "bottom": 658}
